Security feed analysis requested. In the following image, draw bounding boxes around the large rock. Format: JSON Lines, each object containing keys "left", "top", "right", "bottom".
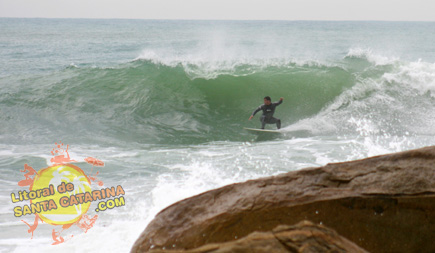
{"left": 132, "top": 146, "right": 435, "bottom": 252}
{"left": 146, "top": 221, "right": 368, "bottom": 253}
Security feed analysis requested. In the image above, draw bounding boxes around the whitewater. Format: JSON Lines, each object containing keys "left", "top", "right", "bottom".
{"left": 1, "top": 19, "right": 435, "bottom": 252}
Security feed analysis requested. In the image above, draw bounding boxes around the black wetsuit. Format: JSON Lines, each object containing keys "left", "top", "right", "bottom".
{"left": 251, "top": 100, "right": 282, "bottom": 129}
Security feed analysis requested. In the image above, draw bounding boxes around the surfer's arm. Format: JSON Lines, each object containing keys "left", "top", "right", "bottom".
{"left": 252, "top": 106, "right": 262, "bottom": 116}
{"left": 249, "top": 106, "right": 262, "bottom": 120}
{"left": 273, "top": 98, "right": 283, "bottom": 106}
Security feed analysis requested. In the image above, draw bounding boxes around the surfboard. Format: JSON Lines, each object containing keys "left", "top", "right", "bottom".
{"left": 244, "top": 127, "right": 281, "bottom": 133}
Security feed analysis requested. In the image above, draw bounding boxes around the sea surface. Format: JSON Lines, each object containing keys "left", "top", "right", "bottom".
{"left": 1, "top": 18, "right": 435, "bottom": 252}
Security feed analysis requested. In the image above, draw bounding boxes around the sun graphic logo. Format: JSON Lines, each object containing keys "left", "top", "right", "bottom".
{"left": 11, "top": 141, "right": 125, "bottom": 245}
{"left": 31, "top": 164, "right": 92, "bottom": 225}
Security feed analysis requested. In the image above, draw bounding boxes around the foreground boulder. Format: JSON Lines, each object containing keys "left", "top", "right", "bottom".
{"left": 146, "top": 221, "right": 368, "bottom": 253}
{"left": 132, "top": 146, "right": 435, "bottom": 252}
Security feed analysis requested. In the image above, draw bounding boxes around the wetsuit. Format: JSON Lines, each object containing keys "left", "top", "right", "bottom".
{"left": 251, "top": 100, "right": 282, "bottom": 129}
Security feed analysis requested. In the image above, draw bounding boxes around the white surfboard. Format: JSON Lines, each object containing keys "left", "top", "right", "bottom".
{"left": 244, "top": 127, "right": 281, "bottom": 133}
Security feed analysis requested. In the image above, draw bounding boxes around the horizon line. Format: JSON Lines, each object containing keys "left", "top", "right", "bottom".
{"left": 1, "top": 16, "right": 434, "bottom": 23}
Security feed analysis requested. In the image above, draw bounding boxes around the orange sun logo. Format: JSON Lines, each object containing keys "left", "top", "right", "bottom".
{"left": 14, "top": 142, "right": 105, "bottom": 245}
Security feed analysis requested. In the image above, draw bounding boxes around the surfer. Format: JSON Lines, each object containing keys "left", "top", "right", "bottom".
{"left": 249, "top": 96, "right": 283, "bottom": 129}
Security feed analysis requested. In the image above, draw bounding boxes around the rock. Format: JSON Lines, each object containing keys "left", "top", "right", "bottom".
{"left": 146, "top": 221, "right": 368, "bottom": 253}
{"left": 131, "top": 146, "right": 435, "bottom": 253}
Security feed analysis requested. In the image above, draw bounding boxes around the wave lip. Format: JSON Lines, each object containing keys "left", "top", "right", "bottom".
{"left": 134, "top": 49, "right": 341, "bottom": 80}
{"left": 345, "top": 48, "right": 399, "bottom": 66}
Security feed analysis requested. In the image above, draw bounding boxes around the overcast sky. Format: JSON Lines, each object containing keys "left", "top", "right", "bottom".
{"left": 0, "top": 0, "right": 434, "bottom": 21}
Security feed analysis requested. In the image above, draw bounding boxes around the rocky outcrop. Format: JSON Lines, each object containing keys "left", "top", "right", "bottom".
{"left": 146, "top": 221, "right": 368, "bottom": 253}
{"left": 132, "top": 146, "right": 435, "bottom": 253}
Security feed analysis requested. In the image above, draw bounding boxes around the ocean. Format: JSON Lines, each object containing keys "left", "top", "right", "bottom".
{"left": 1, "top": 18, "right": 435, "bottom": 252}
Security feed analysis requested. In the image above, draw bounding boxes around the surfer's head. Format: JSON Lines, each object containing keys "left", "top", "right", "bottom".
{"left": 264, "top": 96, "right": 271, "bottom": 105}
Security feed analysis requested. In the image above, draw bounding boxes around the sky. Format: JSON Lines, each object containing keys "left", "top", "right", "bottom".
{"left": 0, "top": 0, "right": 434, "bottom": 21}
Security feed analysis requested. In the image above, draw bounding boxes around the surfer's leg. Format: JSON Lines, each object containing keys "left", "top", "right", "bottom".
{"left": 267, "top": 117, "right": 280, "bottom": 129}
{"left": 260, "top": 116, "right": 266, "bottom": 129}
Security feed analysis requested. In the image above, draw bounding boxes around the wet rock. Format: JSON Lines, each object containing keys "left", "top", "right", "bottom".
{"left": 146, "top": 221, "right": 368, "bottom": 253}
{"left": 132, "top": 146, "right": 435, "bottom": 252}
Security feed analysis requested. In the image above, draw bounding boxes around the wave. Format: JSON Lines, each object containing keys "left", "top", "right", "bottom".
{"left": 1, "top": 51, "right": 434, "bottom": 145}
{"left": 288, "top": 57, "right": 435, "bottom": 138}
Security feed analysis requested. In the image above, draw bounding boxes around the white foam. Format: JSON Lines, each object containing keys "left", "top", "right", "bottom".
{"left": 134, "top": 48, "right": 335, "bottom": 79}
{"left": 383, "top": 60, "right": 435, "bottom": 96}
{"left": 346, "top": 48, "right": 399, "bottom": 66}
